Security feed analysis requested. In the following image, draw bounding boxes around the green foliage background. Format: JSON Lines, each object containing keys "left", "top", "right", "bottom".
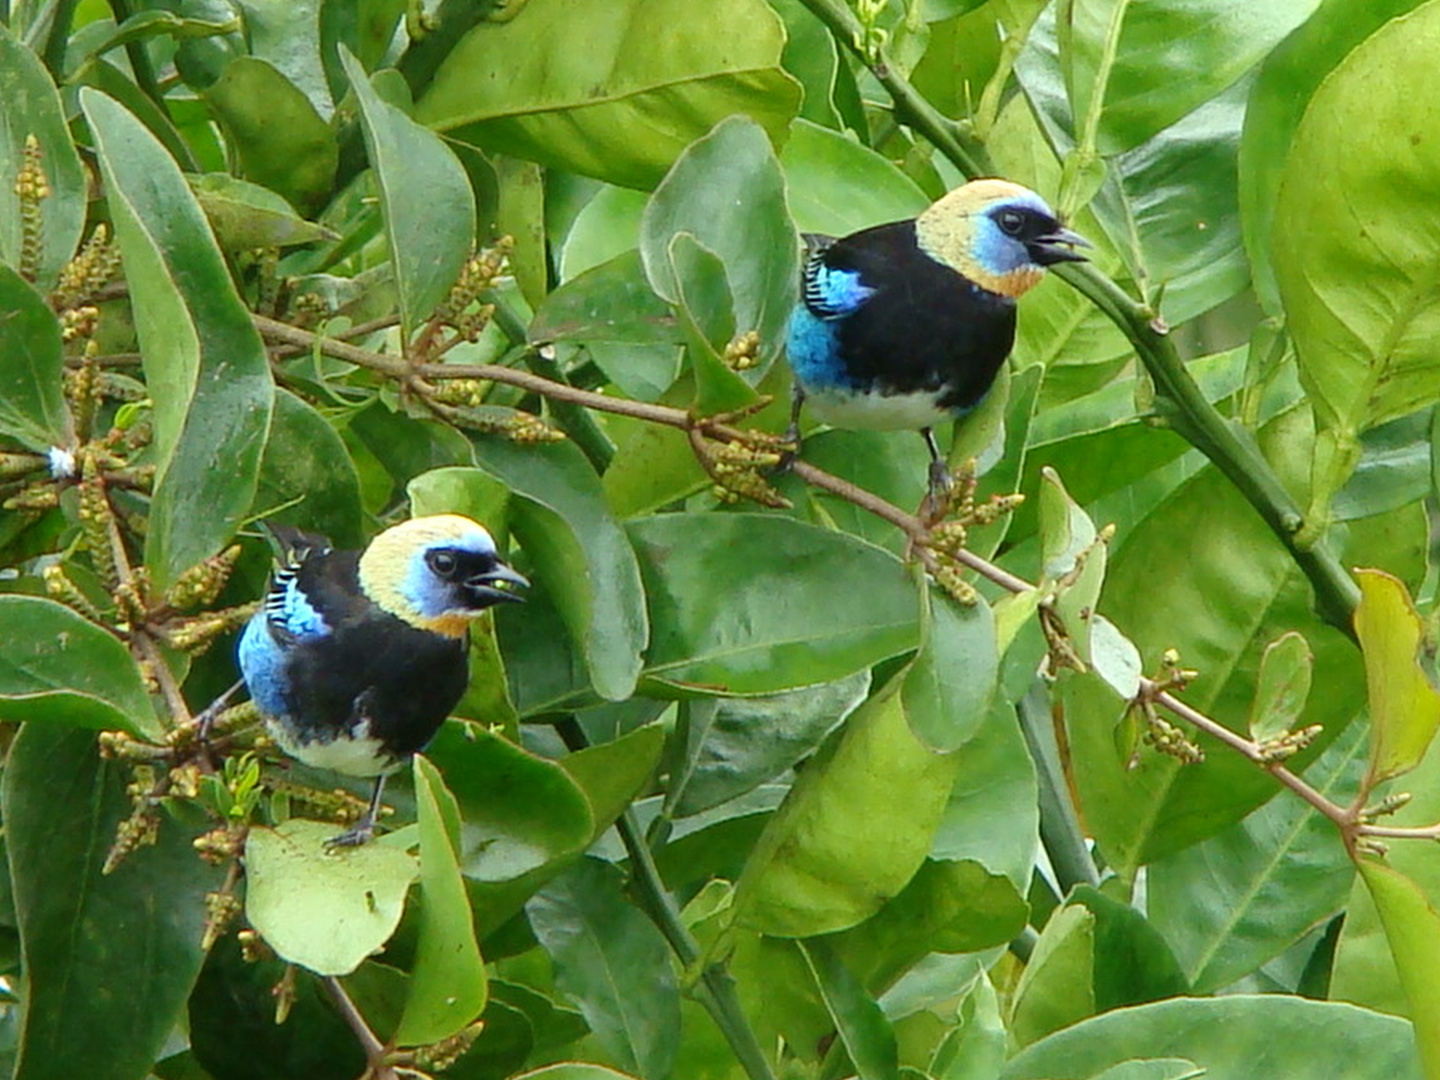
{"left": 0, "top": 0, "right": 1438, "bottom": 1078}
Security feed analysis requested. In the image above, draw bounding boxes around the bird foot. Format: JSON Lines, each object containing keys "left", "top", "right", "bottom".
{"left": 919, "top": 460, "right": 956, "bottom": 527}
{"left": 324, "top": 817, "right": 377, "bottom": 848}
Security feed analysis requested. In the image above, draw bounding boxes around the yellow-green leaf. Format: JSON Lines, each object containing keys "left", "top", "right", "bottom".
{"left": 1355, "top": 568, "right": 1440, "bottom": 785}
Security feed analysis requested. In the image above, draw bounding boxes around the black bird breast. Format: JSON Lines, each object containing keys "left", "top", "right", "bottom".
{"left": 280, "top": 553, "right": 469, "bottom": 759}
{"left": 822, "top": 221, "right": 1019, "bottom": 411}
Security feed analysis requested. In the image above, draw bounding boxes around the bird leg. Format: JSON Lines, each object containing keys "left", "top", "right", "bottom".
{"left": 326, "top": 775, "right": 388, "bottom": 848}
{"left": 192, "top": 679, "right": 245, "bottom": 741}
{"left": 919, "top": 427, "right": 955, "bottom": 525}
{"left": 777, "top": 382, "right": 806, "bottom": 472}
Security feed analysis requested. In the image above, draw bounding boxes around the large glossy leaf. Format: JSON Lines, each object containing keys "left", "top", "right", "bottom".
{"left": 640, "top": 115, "right": 798, "bottom": 373}
{"left": 425, "top": 722, "right": 593, "bottom": 882}
{"left": 6, "top": 725, "right": 224, "bottom": 1080}
{"left": 1059, "top": 0, "right": 1318, "bottom": 154}
{"left": 0, "top": 267, "right": 70, "bottom": 453}
{"left": 203, "top": 57, "right": 337, "bottom": 215}
{"left": 340, "top": 48, "right": 474, "bottom": 342}
{"left": 932, "top": 698, "right": 1041, "bottom": 891}
{"left": 1148, "top": 722, "right": 1361, "bottom": 992}
{"left": 1272, "top": 1, "right": 1440, "bottom": 510}
{"left": 527, "top": 858, "right": 680, "bottom": 1080}
{"left": 415, "top": 0, "right": 802, "bottom": 190}
{"left": 833, "top": 859, "right": 1029, "bottom": 992}
{"left": 0, "top": 596, "right": 159, "bottom": 740}
{"left": 666, "top": 672, "right": 869, "bottom": 818}
{"left": 0, "top": 23, "right": 85, "bottom": 288}
{"left": 1001, "top": 995, "right": 1422, "bottom": 1080}
{"left": 1240, "top": 0, "right": 1427, "bottom": 313}
{"left": 244, "top": 821, "right": 418, "bottom": 977}
{"left": 466, "top": 439, "right": 650, "bottom": 702}
{"left": 732, "top": 669, "right": 964, "bottom": 937}
{"left": 627, "top": 513, "right": 919, "bottom": 695}
{"left": 395, "top": 756, "right": 488, "bottom": 1046}
{"left": 779, "top": 119, "right": 928, "bottom": 235}
{"left": 80, "top": 88, "right": 273, "bottom": 591}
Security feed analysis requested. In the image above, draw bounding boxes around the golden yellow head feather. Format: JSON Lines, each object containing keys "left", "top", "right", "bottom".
{"left": 358, "top": 514, "right": 501, "bottom": 638}
{"left": 913, "top": 179, "right": 1056, "bottom": 298}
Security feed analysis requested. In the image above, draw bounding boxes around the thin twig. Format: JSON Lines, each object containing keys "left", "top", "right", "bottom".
{"left": 323, "top": 976, "right": 398, "bottom": 1080}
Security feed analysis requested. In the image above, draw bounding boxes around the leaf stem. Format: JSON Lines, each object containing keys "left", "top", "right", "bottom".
{"left": 554, "top": 718, "right": 779, "bottom": 1080}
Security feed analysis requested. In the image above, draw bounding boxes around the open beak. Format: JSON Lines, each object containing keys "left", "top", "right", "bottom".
{"left": 466, "top": 562, "right": 529, "bottom": 605}
{"left": 1031, "top": 226, "right": 1092, "bottom": 266}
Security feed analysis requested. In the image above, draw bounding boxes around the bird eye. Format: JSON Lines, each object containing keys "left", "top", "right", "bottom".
{"left": 427, "top": 550, "right": 459, "bottom": 578}
{"left": 997, "top": 210, "right": 1025, "bottom": 236}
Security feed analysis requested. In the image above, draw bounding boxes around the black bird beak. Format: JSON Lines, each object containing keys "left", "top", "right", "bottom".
{"left": 466, "top": 562, "right": 529, "bottom": 605}
{"left": 1030, "top": 226, "right": 1092, "bottom": 266}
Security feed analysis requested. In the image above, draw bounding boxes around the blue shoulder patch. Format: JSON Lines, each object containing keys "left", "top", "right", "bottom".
{"left": 786, "top": 305, "right": 853, "bottom": 391}
{"left": 237, "top": 611, "right": 292, "bottom": 720}
{"left": 264, "top": 564, "right": 331, "bottom": 640}
{"left": 802, "top": 256, "right": 875, "bottom": 319}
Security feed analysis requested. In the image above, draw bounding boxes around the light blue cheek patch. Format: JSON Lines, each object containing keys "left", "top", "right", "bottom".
{"left": 804, "top": 264, "right": 875, "bottom": 319}
{"left": 971, "top": 218, "right": 1031, "bottom": 275}
{"left": 401, "top": 555, "right": 451, "bottom": 619}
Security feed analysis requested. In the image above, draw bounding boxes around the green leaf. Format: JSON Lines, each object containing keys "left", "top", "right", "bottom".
{"left": 1149, "top": 721, "right": 1362, "bottom": 992}
{"left": 1249, "top": 630, "right": 1315, "bottom": 743}
{"left": 666, "top": 231, "right": 756, "bottom": 414}
{"left": 0, "top": 266, "right": 70, "bottom": 452}
{"left": 0, "top": 23, "right": 86, "bottom": 288}
{"left": 902, "top": 589, "right": 998, "bottom": 752}
{"left": 800, "top": 939, "right": 900, "bottom": 1080}
{"left": 1001, "top": 995, "right": 1422, "bottom": 1079}
{"left": 628, "top": 513, "right": 919, "bottom": 695}
{"left": 561, "top": 723, "right": 667, "bottom": 841}
{"left": 779, "top": 118, "right": 928, "bottom": 235}
{"left": 467, "top": 439, "right": 650, "bottom": 702}
{"left": 933, "top": 698, "right": 1041, "bottom": 891}
{"left": 202, "top": 57, "right": 338, "bottom": 215}
{"left": 0, "top": 596, "right": 159, "bottom": 739}
{"left": 1060, "top": 0, "right": 1319, "bottom": 154}
{"left": 527, "top": 858, "right": 680, "bottom": 1080}
{"left": 425, "top": 722, "right": 593, "bottom": 881}
{"left": 640, "top": 115, "right": 798, "bottom": 370}
{"left": 395, "top": 756, "right": 488, "bottom": 1045}
{"left": 254, "top": 389, "right": 364, "bottom": 547}
{"left": 80, "top": 88, "right": 274, "bottom": 591}
{"left": 666, "top": 672, "right": 868, "bottom": 818}
{"left": 1273, "top": 2, "right": 1440, "bottom": 506}
{"left": 340, "top": 48, "right": 475, "bottom": 342}
{"left": 6, "top": 725, "right": 224, "bottom": 1080}
{"left": 244, "top": 820, "right": 418, "bottom": 976}
{"left": 1087, "top": 1064, "right": 1204, "bottom": 1080}
{"left": 834, "top": 859, "right": 1030, "bottom": 992}
{"left": 1067, "top": 886, "right": 1189, "bottom": 1009}
{"left": 1008, "top": 903, "right": 1096, "bottom": 1048}
{"left": 529, "top": 250, "right": 681, "bottom": 352}
{"left": 929, "top": 971, "right": 1006, "bottom": 1080}
{"left": 1039, "top": 466, "right": 1105, "bottom": 666}
{"left": 1356, "top": 858, "right": 1440, "bottom": 1080}
{"left": 1355, "top": 568, "right": 1440, "bottom": 785}
{"left": 1240, "top": 0, "right": 1426, "bottom": 313}
{"left": 514, "top": 1066, "right": 642, "bottom": 1080}
{"left": 189, "top": 173, "right": 335, "bottom": 250}
{"left": 733, "top": 669, "right": 964, "bottom": 937}
{"left": 415, "top": 0, "right": 802, "bottom": 190}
